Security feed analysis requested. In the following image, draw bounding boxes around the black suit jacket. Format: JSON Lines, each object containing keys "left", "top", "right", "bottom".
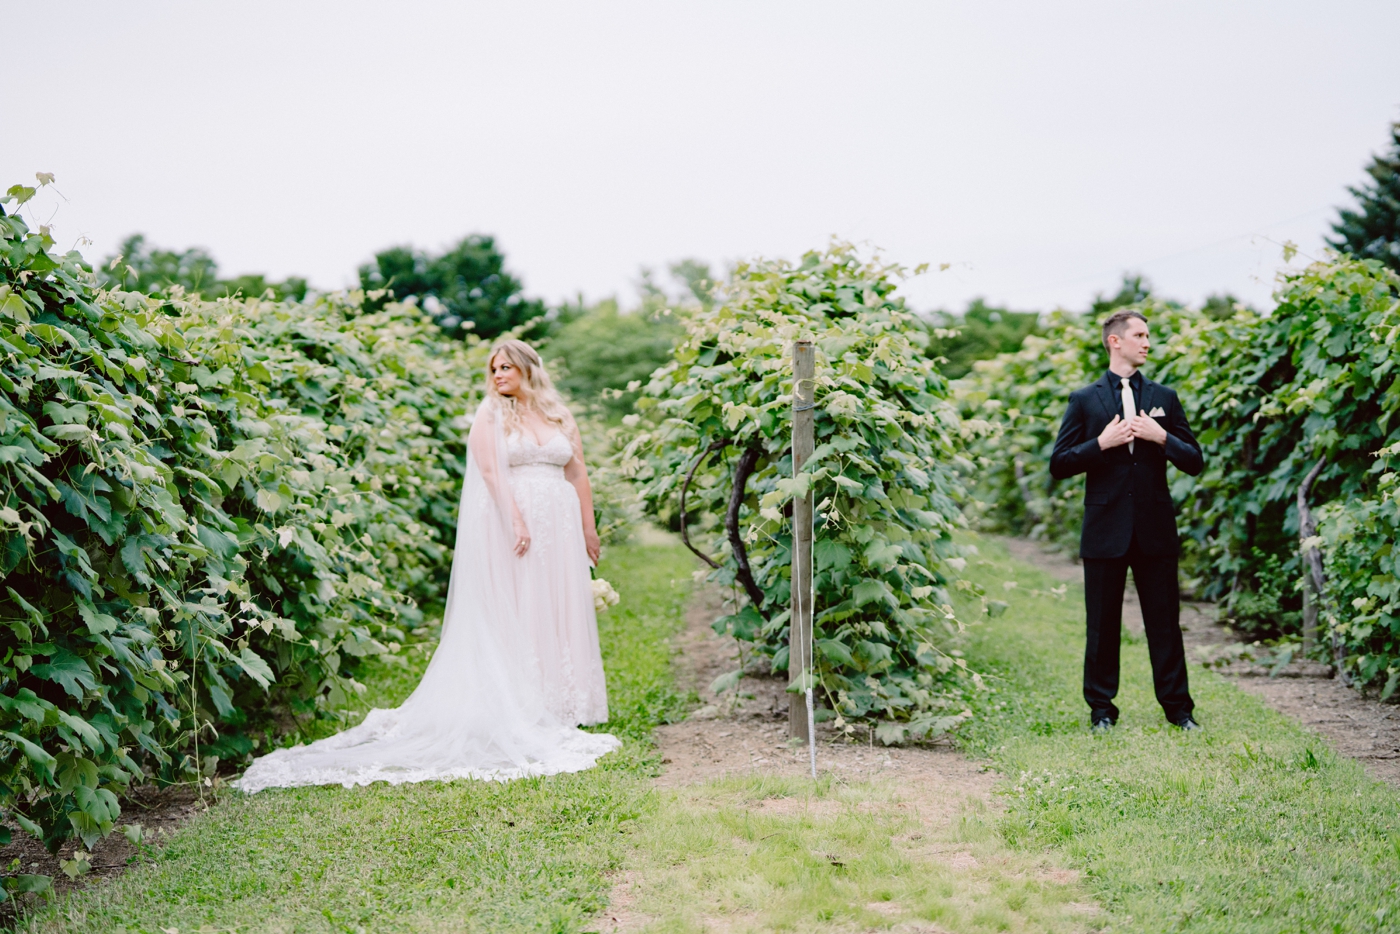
{"left": 1049, "top": 372, "right": 1204, "bottom": 559}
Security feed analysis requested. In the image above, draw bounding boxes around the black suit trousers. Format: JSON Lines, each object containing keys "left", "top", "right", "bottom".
{"left": 1082, "top": 534, "right": 1194, "bottom": 723}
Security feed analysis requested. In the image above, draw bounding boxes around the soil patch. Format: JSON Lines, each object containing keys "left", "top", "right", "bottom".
{"left": 653, "top": 583, "right": 993, "bottom": 795}
{"left": 0, "top": 782, "right": 209, "bottom": 923}
{"left": 999, "top": 535, "right": 1400, "bottom": 787}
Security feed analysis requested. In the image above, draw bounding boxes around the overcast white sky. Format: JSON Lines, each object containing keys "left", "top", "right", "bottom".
{"left": 5, "top": 1, "right": 1399, "bottom": 313}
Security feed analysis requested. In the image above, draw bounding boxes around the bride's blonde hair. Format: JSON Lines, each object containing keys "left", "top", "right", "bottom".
{"left": 487, "top": 339, "right": 571, "bottom": 434}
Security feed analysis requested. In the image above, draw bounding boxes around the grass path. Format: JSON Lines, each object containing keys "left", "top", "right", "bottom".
{"left": 606, "top": 771, "right": 1098, "bottom": 933}
{"left": 954, "top": 535, "right": 1400, "bottom": 933}
{"left": 601, "top": 572, "right": 1101, "bottom": 933}
{"left": 18, "top": 541, "right": 697, "bottom": 934}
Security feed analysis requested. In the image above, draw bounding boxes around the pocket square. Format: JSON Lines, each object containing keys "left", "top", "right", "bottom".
{"left": 1148, "top": 406, "right": 1166, "bottom": 417}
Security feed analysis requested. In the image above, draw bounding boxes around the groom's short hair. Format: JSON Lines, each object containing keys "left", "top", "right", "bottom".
{"left": 1102, "top": 309, "right": 1148, "bottom": 350}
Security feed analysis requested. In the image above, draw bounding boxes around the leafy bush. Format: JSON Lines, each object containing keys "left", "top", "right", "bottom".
{"left": 1148, "top": 257, "right": 1399, "bottom": 612}
{"left": 1316, "top": 479, "right": 1400, "bottom": 692}
{"left": 1217, "top": 549, "right": 1301, "bottom": 637}
{"left": 0, "top": 178, "right": 488, "bottom": 857}
{"left": 622, "top": 243, "right": 975, "bottom": 741}
{"left": 158, "top": 291, "right": 486, "bottom": 745}
{"left": 0, "top": 191, "right": 195, "bottom": 855}
{"left": 954, "top": 311, "right": 1099, "bottom": 550}
{"left": 1293, "top": 255, "right": 1400, "bottom": 688}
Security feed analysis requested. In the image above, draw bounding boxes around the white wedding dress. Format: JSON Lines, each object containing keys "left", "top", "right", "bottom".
{"left": 233, "top": 399, "right": 618, "bottom": 793}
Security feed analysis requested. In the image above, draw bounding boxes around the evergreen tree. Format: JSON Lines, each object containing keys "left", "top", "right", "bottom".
{"left": 1329, "top": 121, "right": 1400, "bottom": 274}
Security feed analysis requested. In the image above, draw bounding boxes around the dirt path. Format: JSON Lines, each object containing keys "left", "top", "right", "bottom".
{"left": 653, "top": 583, "right": 993, "bottom": 791}
{"left": 999, "top": 536, "right": 1400, "bottom": 787}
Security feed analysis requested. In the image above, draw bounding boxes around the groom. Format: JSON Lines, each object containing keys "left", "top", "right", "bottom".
{"left": 1049, "top": 309, "right": 1204, "bottom": 732}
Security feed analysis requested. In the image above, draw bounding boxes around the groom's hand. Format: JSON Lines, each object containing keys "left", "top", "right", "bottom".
{"left": 1130, "top": 413, "right": 1168, "bottom": 447}
{"left": 1097, "top": 415, "right": 1133, "bottom": 450}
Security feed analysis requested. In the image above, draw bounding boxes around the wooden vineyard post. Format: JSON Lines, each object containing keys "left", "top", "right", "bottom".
{"left": 790, "top": 340, "right": 816, "bottom": 751}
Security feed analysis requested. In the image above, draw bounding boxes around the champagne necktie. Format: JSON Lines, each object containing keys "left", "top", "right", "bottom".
{"left": 1120, "top": 377, "right": 1135, "bottom": 454}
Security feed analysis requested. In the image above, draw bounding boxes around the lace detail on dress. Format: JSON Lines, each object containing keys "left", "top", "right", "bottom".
{"left": 506, "top": 428, "right": 574, "bottom": 469}
{"left": 232, "top": 709, "right": 619, "bottom": 792}
{"left": 505, "top": 428, "right": 610, "bottom": 726}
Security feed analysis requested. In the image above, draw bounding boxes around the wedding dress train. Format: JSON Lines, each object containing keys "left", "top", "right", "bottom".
{"left": 233, "top": 399, "right": 618, "bottom": 793}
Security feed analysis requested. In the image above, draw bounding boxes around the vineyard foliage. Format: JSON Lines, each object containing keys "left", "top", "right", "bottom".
{"left": 960, "top": 248, "right": 1400, "bottom": 687}
{"left": 0, "top": 178, "right": 487, "bottom": 856}
{"left": 622, "top": 243, "right": 976, "bottom": 742}
{"left": 1154, "top": 257, "right": 1400, "bottom": 625}
{"left": 1287, "top": 261, "right": 1400, "bottom": 691}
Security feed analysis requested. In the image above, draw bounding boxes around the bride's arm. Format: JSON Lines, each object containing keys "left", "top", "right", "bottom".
{"left": 561, "top": 414, "right": 601, "bottom": 566}
{"left": 470, "top": 403, "right": 532, "bottom": 556}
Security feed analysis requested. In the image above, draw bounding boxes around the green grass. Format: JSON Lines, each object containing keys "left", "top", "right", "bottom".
{"left": 21, "top": 531, "right": 1400, "bottom": 932}
{"left": 955, "top": 534, "right": 1400, "bottom": 934}
{"left": 19, "top": 539, "right": 696, "bottom": 934}
{"left": 617, "top": 773, "right": 1098, "bottom": 933}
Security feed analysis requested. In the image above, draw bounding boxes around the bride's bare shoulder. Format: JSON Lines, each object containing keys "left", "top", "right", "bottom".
{"left": 474, "top": 397, "right": 500, "bottom": 422}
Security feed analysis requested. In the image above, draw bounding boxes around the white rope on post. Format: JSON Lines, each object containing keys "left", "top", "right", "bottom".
{"left": 806, "top": 434, "right": 817, "bottom": 784}
{"left": 793, "top": 425, "right": 816, "bottom": 780}
{"left": 805, "top": 607, "right": 816, "bottom": 780}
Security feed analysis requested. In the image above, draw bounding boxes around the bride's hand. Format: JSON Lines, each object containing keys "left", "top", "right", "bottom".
{"left": 513, "top": 517, "right": 531, "bottom": 557}
{"left": 584, "top": 529, "right": 601, "bottom": 566}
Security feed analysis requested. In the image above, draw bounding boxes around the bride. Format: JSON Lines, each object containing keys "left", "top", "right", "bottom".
{"left": 234, "top": 340, "right": 619, "bottom": 792}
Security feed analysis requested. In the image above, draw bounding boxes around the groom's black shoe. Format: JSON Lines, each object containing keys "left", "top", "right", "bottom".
{"left": 1172, "top": 717, "right": 1202, "bottom": 731}
{"left": 1090, "top": 716, "right": 1116, "bottom": 734}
